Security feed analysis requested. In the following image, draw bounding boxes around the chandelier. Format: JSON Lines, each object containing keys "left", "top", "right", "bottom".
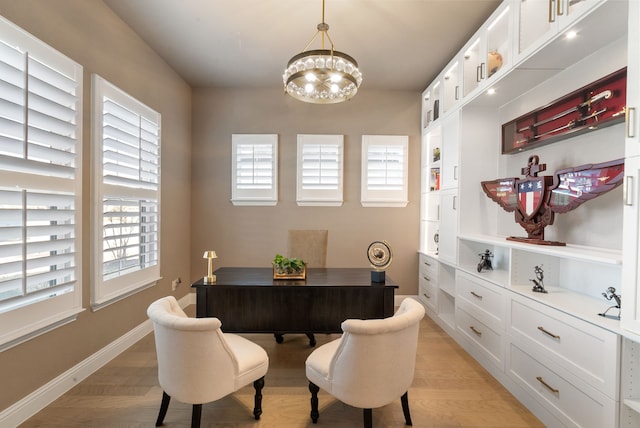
{"left": 282, "top": 0, "right": 363, "bottom": 104}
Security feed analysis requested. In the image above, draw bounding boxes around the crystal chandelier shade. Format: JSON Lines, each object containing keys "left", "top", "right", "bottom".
{"left": 283, "top": 1, "right": 362, "bottom": 104}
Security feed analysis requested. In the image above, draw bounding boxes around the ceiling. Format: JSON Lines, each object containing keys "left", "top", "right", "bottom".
{"left": 102, "top": 0, "right": 501, "bottom": 92}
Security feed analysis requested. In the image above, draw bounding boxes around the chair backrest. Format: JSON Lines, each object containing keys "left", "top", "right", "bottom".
{"left": 287, "top": 229, "right": 328, "bottom": 268}
{"left": 328, "top": 298, "right": 425, "bottom": 409}
{"left": 147, "top": 296, "right": 239, "bottom": 404}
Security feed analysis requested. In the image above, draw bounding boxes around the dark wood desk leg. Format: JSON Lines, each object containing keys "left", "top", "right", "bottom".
{"left": 309, "top": 381, "right": 320, "bottom": 423}
{"left": 253, "top": 377, "right": 264, "bottom": 420}
{"left": 306, "top": 333, "right": 316, "bottom": 347}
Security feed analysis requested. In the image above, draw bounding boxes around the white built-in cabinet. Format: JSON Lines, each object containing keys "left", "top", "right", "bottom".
{"left": 621, "top": 0, "right": 640, "bottom": 424}
{"left": 418, "top": 0, "right": 636, "bottom": 426}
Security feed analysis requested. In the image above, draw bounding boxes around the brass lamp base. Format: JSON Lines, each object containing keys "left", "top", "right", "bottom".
{"left": 204, "top": 274, "right": 217, "bottom": 284}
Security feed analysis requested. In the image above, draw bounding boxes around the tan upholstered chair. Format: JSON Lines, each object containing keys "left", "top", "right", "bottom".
{"left": 147, "top": 296, "right": 269, "bottom": 428}
{"left": 287, "top": 229, "right": 328, "bottom": 268}
{"left": 305, "top": 297, "right": 425, "bottom": 427}
{"left": 275, "top": 229, "right": 329, "bottom": 346}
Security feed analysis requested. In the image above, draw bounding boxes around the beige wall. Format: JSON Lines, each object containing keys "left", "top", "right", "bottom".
{"left": 190, "top": 87, "right": 421, "bottom": 295}
{"left": 0, "top": 0, "right": 192, "bottom": 411}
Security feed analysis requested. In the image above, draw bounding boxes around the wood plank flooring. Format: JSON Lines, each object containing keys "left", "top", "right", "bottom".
{"left": 20, "top": 305, "right": 544, "bottom": 427}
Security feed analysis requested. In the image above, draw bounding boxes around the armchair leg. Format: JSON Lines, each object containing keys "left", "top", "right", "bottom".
{"left": 191, "top": 404, "right": 202, "bottom": 428}
{"left": 309, "top": 381, "right": 320, "bottom": 423}
{"left": 253, "top": 376, "right": 265, "bottom": 420}
{"left": 401, "top": 391, "right": 413, "bottom": 426}
{"left": 363, "top": 408, "right": 373, "bottom": 428}
{"left": 155, "top": 391, "right": 171, "bottom": 426}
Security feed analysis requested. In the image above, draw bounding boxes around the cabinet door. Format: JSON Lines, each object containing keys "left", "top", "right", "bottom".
{"left": 438, "top": 189, "right": 458, "bottom": 264}
{"left": 442, "top": 59, "right": 461, "bottom": 114}
{"left": 626, "top": 0, "right": 640, "bottom": 157}
{"left": 517, "top": 0, "right": 605, "bottom": 61}
{"left": 622, "top": 156, "right": 640, "bottom": 337}
{"left": 440, "top": 112, "right": 459, "bottom": 190}
{"left": 462, "top": 2, "right": 511, "bottom": 98}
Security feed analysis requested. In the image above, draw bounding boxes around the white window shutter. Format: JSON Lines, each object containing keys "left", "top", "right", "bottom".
{"left": 297, "top": 134, "right": 344, "bottom": 206}
{"left": 91, "top": 75, "right": 160, "bottom": 309}
{"left": 231, "top": 134, "right": 278, "bottom": 206}
{"left": 0, "top": 16, "right": 83, "bottom": 350}
{"left": 361, "top": 135, "right": 409, "bottom": 207}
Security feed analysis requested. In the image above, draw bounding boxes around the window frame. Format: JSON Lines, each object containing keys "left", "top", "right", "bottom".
{"left": 361, "top": 135, "right": 409, "bottom": 207}
{"left": 90, "top": 74, "right": 161, "bottom": 310}
{"left": 0, "top": 16, "right": 83, "bottom": 350}
{"left": 296, "top": 134, "right": 344, "bottom": 206}
{"left": 231, "top": 134, "right": 278, "bottom": 206}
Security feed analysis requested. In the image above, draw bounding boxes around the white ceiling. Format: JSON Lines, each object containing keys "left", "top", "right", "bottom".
{"left": 102, "top": 0, "right": 501, "bottom": 91}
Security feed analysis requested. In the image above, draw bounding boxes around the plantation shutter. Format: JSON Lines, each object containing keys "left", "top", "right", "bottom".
{"left": 361, "top": 135, "right": 409, "bottom": 207}
{"left": 92, "top": 75, "right": 160, "bottom": 308}
{"left": 0, "top": 15, "right": 83, "bottom": 349}
{"left": 296, "top": 134, "right": 343, "bottom": 206}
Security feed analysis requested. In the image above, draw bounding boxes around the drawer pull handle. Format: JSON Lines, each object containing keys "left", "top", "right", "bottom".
{"left": 423, "top": 261, "right": 431, "bottom": 267}
{"left": 537, "top": 326, "right": 560, "bottom": 340}
{"left": 470, "top": 291, "right": 483, "bottom": 299}
{"left": 423, "top": 276, "right": 431, "bottom": 282}
{"left": 469, "top": 326, "right": 482, "bottom": 336}
{"left": 423, "top": 293, "right": 431, "bottom": 299}
{"left": 536, "top": 376, "right": 559, "bottom": 394}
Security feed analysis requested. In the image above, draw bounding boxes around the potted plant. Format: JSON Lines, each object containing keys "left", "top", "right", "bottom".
{"left": 273, "top": 253, "right": 306, "bottom": 279}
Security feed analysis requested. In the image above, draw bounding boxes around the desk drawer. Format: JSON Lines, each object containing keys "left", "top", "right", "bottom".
{"left": 508, "top": 342, "right": 616, "bottom": 428}
{"left": 509, "top": 295, "right": 619, "bottom": 399}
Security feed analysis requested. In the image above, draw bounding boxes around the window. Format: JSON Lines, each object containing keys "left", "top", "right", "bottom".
{"left": 231, "top": 134, "right": 278, "bottom": 206}
{"left": 91, "top": 75, "right": 160, "bottom": 309}
{"left": 361, "top": 135, "right": 409, "bottom": 207}
{"left": 297, "top": 134, "right": 343, "bottom": 206}
{"left": 0, "top": 16, "right": 83, "bottom": 350}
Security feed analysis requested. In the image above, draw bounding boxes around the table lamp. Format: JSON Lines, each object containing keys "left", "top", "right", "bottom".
{"left": 203, "top": 250, "right": 217, "bottom": 284}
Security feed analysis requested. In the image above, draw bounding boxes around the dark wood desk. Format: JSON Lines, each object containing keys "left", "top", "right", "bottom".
{"left": 192, "top": 267, "right": 397, "bottom": 338}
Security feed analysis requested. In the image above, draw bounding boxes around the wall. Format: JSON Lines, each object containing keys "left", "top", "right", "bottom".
{"left": 0, "top": 0, "right": 192, "bottom": 412}
{"left": 190, "top": 87, "right": 421, "bottom": 295}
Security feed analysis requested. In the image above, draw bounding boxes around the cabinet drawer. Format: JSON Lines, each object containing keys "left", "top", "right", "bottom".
{"left": 508, "top": 343, "right": 616, "bottom": 428}
{"left": 419, "top": 275, "right": 437, "bottom": 312}
{"left": 456, "top": 306, "right": 503, "bottom": 369}
{"left": 456, "top": 271, "right": 504, "bottom": 330}
{"left": 419, "top": 254, "right": 438, "bottom": 277}
{"left": 509, "top": 296, "right": 619, "bottom": 398}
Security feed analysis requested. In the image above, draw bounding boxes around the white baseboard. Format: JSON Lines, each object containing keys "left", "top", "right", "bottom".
{"left": 0, "top": 294, "right": 193, "bottom": 427}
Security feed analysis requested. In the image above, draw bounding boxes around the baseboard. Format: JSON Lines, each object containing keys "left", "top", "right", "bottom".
{"left": 0, "top": 294, "right": 193, "bottom": 427}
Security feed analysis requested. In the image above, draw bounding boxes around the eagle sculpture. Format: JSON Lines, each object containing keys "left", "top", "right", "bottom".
{"left": 480, "top": 155, "right": 624, "bottom": 246}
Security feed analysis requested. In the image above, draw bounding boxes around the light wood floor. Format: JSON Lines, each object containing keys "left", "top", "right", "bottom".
{"left": 21, "top": 306, "right": 544, "bottom": 428}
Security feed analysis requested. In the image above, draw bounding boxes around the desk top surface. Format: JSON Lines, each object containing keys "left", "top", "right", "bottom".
{"left": 191, "top": 267, "right": 398, "bottom": 288}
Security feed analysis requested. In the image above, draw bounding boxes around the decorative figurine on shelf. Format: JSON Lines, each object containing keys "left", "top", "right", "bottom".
{"left": 530, "top": 265, "right": 547, "bottom": 293}
{"left": 434, "top": 232, "right": 439, "bottom": 256}
{"left": 477, "top": 249, "right": 493, "bottom": 273}
{"left": 481, "top": 155, "right": 624, "bottom": 246}
{"left": 598, "top": 287, "right": 621, "bottom": 320}
{"left": 367, "top": 240, "right": 392, "bottom": 283}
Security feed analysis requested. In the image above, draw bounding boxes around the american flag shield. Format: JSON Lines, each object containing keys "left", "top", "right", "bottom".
{"left": 518, "top": 178, "right": 544, "bottom": 218}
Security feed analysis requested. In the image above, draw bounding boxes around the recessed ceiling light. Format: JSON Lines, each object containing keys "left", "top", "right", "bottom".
{"left": 487, "top": 88, "right": 496, "bottom": 95}
{"left": 566, "top": 30, "right": 578, "bottom": 39}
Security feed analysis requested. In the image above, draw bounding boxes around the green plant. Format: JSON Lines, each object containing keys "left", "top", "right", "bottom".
{"left": 273, "top": 253, "right": 306, "bottom": 274}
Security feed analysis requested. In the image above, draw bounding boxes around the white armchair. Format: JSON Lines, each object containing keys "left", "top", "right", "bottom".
{"left": 305, "top": 297, "right": 425, "bottom": 427}
{"left": 147, "top": 296, "right": 269, "bottom": 428}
